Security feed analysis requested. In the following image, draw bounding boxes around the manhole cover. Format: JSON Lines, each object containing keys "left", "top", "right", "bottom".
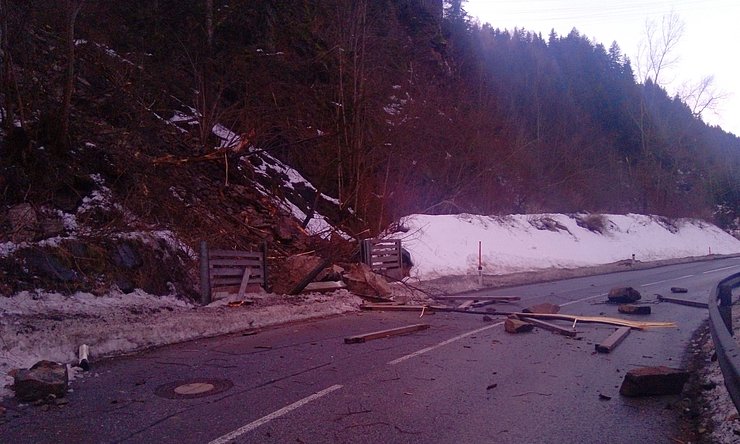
{"left": 155, "top": 379, "right": 233, "bottom": 399}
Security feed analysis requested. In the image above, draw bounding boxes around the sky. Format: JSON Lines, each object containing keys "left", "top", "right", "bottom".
{"left": 464, "top": 0, "right": 740, "bottom": 136}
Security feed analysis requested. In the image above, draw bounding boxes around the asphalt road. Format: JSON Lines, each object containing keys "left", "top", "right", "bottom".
{"left": 2, "top": 257, "right": 739, "bottom": 444}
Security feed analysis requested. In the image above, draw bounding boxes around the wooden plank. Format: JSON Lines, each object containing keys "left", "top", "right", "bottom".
{"left": 208, "top": 258, "right": 264, "bottom": 267}
{"left": 210, "top": 267, "right": 262, "bottom": 277}
{"left": 211, "top": 276, "right": 263, "bottom": 287}
{"left": 237, "top": 267, "right": 251, "bottom": 299}
{"left": 595, "top": 326, "right": 631, "bottom": 353}
{"left": 209, "top": 250, "right": 263, "bottom": 258}
{"left": 458, "top": 300, "right": 474, "bottom": 309}
{"left": 657, "top": 294, "right": 709, "bottom": 309}
{"left": 434, "top": 295, "right": 521, "bottom": 301}
{"left": 361, "top": 303, "right": 431, "bottom": 312}
{"left": 344, "top": 324, "right": 430, "bottom": 344}
{"left": 517, "top": 316, "right": 577, "bottom": 337}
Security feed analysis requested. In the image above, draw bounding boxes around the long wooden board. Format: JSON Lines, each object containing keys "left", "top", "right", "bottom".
{"left": 434, "top": 295, "right": 521, "bottom": 301}
{"left": 657, "top": 294, "right": 708, "bottom": 309}
{"left": 344, "top": 324, "right": 430, "bottom": 344}
{"left": 517, "top": 316, "right": 577, "bottom": 337}
{"left": 595, "top": 327, "right": 631, "bottom": 353}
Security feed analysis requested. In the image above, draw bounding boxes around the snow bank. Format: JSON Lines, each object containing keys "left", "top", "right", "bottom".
{"left": 396, "top": 213, "right": 740, "bottom": 280}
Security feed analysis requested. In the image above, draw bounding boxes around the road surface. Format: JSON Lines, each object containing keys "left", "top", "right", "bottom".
{"left": 2, "top": 257, "right": 738, "bottom": 443}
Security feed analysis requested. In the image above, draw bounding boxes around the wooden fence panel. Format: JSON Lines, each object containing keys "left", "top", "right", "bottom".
{"left": 199, "top": 241, "right": 268, "bottom": 304}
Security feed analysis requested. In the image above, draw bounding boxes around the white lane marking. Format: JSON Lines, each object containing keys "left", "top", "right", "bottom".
{"left": 641, "top": 274, "right": 694, "bottom": 287}
{"left": 389, "top": 291, "right": 609, "bottom": 366}
{"left": 703, "top": 265, "right": 740, "bottom": 274}
{"left": 560, "top": 293, "right": 607, "bottom": 307}
{"left": 388, "top": 323, "right": 502, "bottom": 365}
{"left": 208, "top": 384, "right": 343, "bottom": 444}
{"left": 641, "top": 279, "right": 669, "bottom": 287}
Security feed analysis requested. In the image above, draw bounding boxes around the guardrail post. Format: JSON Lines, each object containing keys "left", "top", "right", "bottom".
{"left": 200, "top": 241, "right": 211, "bottom": 305}
{"left": 718, "top": 283, "right": 733, "bottom": 334}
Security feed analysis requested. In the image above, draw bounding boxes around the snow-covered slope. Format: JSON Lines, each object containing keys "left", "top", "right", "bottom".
{"left": 394, "top": 213, "right": 740, "bottom": 280}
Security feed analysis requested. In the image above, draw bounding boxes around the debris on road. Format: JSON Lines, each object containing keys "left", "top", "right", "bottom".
{"left": 618, "top": 304, "right": 652, "bottom": 315}
{"left": 458, "top": 300, "right": 475, "bottom": 309}
{"left": 670, "top": 287, "right": 688, "bottom": 293}
{"left": 360, "top": 304, "right": 675, "bottom": 329}
{"left": 522, "top": 303, "right": 560, "bottom": 314}
{"left": 504, "top": 317, "right": 535, "bottom": 333}
{"left": 516, "top": 315, "right": 577, "bottom": 337}
{"left": 434, "top": 295, "right": 522, "bottom": 302}
{"left": 619, "top": 366, "right": 690, "bottom": 397}
{"left": 607, "top": 287, "right": 642, "bottom": 303}
{"left": 657, "top": 294, "right": 708, "bottom": 309}
{"left": 595, "top": 327, "right": 631, "bottom": 353}
{"left": 344, "top": 324, "right": 430, "bottom": 344}
{"left": 13, "top": 360, "right": 68, "bottom": 402}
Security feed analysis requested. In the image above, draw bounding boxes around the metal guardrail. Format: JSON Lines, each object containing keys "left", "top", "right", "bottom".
{"left": 707, "top": 271, "right": 740, "bottom": 412}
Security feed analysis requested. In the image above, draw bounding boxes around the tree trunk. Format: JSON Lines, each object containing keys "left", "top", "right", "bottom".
{"left": 60, "top": 0, "right": 84, "bottom": 149}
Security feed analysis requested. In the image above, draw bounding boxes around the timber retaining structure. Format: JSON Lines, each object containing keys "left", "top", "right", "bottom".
{"left": 708, "top": 271, "right": 740, "bottom": 412}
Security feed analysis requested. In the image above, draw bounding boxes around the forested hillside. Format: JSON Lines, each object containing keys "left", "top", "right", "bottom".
{"left": 2, "top": 0, "right": 738, "bottom": 237}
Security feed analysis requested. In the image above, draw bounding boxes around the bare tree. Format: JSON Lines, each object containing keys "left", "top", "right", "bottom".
{"left": 60, "top": 0, "right": 84, "bottom": 146}
{"left": 680, "top": 75, "right": 728, "bottom": 119}
{"left": 636, "top": 11, "right": 683, "bottom": 86}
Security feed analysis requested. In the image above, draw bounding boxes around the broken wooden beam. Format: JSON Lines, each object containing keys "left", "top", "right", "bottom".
{"left": 619, "top": 366, "right": 690, "bottom": 397}
{"left": 657, "top": 294, "right": 708, "bottom": 309}
{"left": 618, "top": 304, "right": 652, "bottom": 315}
{"left": 361, "top": 303, "right": 427, "bottom": 311}
{"left": 433, "top": 295, "right": 521, "bottom": 301}
{"left": 517, "top": 316, "right": 577, "bottom": 337}
{"left": 595, "top": 327, "right": 631, "bottom": 353}
{"left": 670, "top": 287, "right": 688, "bottom": 293}
{"left": 457, "top": 300, "right": 475, "bottom": 309}
{"left": 344, "top": 324, "right": 430, "bottom": 344}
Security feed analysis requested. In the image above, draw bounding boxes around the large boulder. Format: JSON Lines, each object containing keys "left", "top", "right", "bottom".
{"left": 619, "top": 366, "right": 689, "bottom": 397}
{"left": 271, "top": 254, "right": 326, "bottom": 295}
{"left": 13, "top": 360, "right": 69, "bottom": 402}
{"left": 607, "top": 287, "right": 641, "bottom": 303}
{"left": 342, "top": 263, "right": 392, "bottom": 299}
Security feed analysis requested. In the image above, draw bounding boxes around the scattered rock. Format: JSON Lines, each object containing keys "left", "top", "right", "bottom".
{"left": 504, "top": 317, "right": 534, "bottom": 334}
{"left": 482, "top": 315, "right": 493, "bottom": 322}
{"left": 619, "top": 366, "right": 689, "bottom": 397}
{"left": 13, "top": 360, "right": 69, "bottom": 402}
{"left": 608, "top": 287, "right": 641, "bottom": 303}
{"left": 670, "top": 287, "right": 688, "bottom": 293}
{"left": 618, "top": 304, "right": 651, "bottom": 315}
{"left": 598, "top": 393, "right": 612, "bottom": 400}
{"left": 522, "top": 302, "right": 560, "bottom": 314}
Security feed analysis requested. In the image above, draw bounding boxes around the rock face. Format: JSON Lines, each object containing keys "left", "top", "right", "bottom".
{"left": 8, "top": 203, "right": 38, "bottom": 242}
{"left": 619, "top": 366, "right": 689, "bottom": 397}
{"left": 342, "top": 263, "right": 392, "bottom": 298}
{"left": 607, "top": 287, "right": 641, "bottom": 303}
{"left": 13, "top": 360, "right": 69, "bottom": 402}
